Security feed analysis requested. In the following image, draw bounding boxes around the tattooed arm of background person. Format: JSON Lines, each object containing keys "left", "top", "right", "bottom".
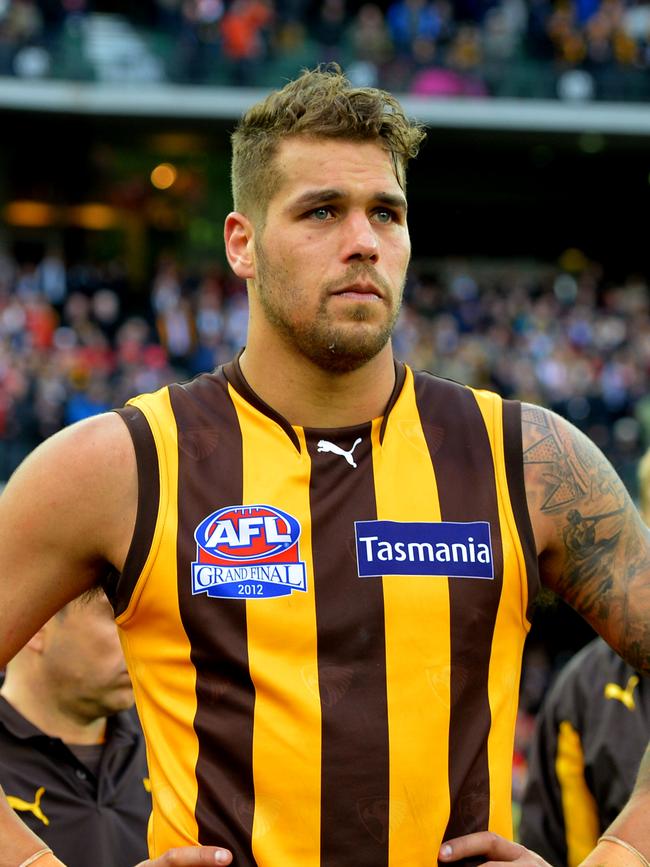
{"left": 522, "top": 403, "right": 650, "bottom": 674}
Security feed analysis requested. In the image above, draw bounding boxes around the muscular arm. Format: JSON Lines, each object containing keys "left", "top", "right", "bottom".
{"left": 523, "top": 403, "right": 650, "bottom": 674}
{"left": 0, "top": 412, "right": 137, "bottom": 861}
{"left": 0, "top": 411, "right": 137, "bottom": 666}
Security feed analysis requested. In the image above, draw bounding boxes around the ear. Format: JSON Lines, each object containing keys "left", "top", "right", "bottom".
{"left": 23, "top": 625, "right": 48, "bottom": 654}
{"left": 224, "top": 211, "right": 255, "bottom": 280}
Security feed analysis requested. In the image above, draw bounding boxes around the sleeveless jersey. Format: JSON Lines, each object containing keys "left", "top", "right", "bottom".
{"left": 110, "top": 358, "right": 539, "bottom": 866}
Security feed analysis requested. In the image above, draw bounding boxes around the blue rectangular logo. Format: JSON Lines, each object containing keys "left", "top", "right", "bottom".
{"left": 355, "top": 520, "right": 494, "bottom": 579}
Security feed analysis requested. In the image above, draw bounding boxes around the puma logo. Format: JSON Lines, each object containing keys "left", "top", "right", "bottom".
{"left": 604, "top": 675, "right": 639, "bottom": 710}
{"left": 317, "top": 437, "right": 362, "bottom": 468}
{"left": 6, "top": 786, "right": 50, "bottom": 825}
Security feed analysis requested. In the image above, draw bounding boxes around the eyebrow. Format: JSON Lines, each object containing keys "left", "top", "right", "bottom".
{"left": 288, "top": 188, "right": 408, "bottom": 213}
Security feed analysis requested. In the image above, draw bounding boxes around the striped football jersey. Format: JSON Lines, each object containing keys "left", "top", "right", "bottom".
{"left": 110, "top": 357, "right": 539, "bottom": 865}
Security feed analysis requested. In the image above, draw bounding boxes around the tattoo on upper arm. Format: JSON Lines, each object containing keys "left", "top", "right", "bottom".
{"left": 522, "top": 404, "right": 650, "bottom": 671}
{"left": 522, "top": 405, "right": 625, "bottom": 515}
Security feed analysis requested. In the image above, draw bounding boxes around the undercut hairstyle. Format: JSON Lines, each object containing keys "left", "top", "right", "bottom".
{"left": 230, "top": 64, "right": 426, "bottom": 223}
{"left": 55, "top": 586, "right": 105, "bottom": 619}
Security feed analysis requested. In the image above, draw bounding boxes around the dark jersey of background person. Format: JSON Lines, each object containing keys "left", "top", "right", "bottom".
{"left": 0, "top": 694, "right": 151, "bottom": 867}
{"left": 519, "top": 638, "right": 650, "bottom": 867}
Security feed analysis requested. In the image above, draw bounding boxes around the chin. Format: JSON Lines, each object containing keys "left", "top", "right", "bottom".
{"left": 324, "top": 321, "right": 394, "bottom": 368}
{"left": 305, "top": 336, "right": 391, "bottom": 374}
{"left": 106, "top": 687, "right": 136, "bottom": 714}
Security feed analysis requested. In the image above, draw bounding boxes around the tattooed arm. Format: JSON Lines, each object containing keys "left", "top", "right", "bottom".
{"left": 522, "top": 404, "right": 650, "bottom": 674}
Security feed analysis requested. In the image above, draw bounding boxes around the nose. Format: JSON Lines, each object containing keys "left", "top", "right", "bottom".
{"left": 342, "top": 211, "right": 379, "bottom": 264}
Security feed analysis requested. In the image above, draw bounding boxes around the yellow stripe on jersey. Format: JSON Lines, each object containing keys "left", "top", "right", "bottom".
{"left": 372, "top": 365, "right": 451, "bottom": 863}
{"left": 556, "top": 720, "right": 599, "bottom": 867}
{"left": 231, "top": 385, "right": 322, "bottom": 867}
{"left": 472, "top": 387, "right": 530, "bottom": 835}
{"left": 117, "top": 389, "right": 201, "bottom": 855}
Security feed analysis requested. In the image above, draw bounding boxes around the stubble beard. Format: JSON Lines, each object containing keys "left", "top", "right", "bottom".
{"left": 255, "top": 244, "right": 405, "bottom": 374}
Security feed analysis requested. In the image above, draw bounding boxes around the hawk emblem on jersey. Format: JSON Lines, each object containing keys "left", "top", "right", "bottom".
{"left": 192, "top": 504, "right": 308, "bottom": 599}
{"left": 317, "top": 437, "right": 361, "bottom": 468}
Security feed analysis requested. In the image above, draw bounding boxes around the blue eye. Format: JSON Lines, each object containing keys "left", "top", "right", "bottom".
{"left": 311, "top": 207, "right": 331, "bottom": 220}
{"left": 374, "top": 209, "right": 393, "bottom": 223}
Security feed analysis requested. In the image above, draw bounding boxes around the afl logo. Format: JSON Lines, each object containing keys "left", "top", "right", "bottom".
{"left": 192, "top": 505, "right": 308, "bottom": 600}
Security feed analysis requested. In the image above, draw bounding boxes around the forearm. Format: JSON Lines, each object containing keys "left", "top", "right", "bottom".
{"left": 0, "top": 787, "right": 65, "bottom": 867}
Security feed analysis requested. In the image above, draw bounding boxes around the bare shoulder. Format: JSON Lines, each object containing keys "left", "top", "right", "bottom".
{"left": 0, "top": 412, "right": 137, "bottom": 663}
{"left": 521, "top": 402, "right": 650, "bottom": 671}
{"left": 1, "top": 410, "right": 136, "bottom": 534}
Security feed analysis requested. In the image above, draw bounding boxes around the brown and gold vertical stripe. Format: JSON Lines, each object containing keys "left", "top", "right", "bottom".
{"left": 235, "top": 403, "right": 321, "bottom": 867}
{"left": 116, "top": 386, "right": 206, "bottom": 854}
{"left": 415, "top": 376, "right": 504, "bottom": 850}
{"left": 373, "top": 368, "right": 451, "bottom": 866}
{"left": 305, "top": 425, "right": 389, "bottom": 867}
{"left": 171, "top": 372, "right": 257, "bottom": 861}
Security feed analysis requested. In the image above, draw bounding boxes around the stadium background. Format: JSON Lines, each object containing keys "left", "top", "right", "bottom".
{"left": 2, "top": 0, "right": 650, "bottom": 831}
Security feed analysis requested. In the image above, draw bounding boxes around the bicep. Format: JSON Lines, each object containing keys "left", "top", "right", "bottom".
{"left": 0, "top": 411, "right": 137, "bottom": 666}
{"left": 523, "top": 404, "right": 650, "bottom": 673}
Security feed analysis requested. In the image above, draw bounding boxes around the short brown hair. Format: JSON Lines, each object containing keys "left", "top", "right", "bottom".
{"left": 231, "top": 64, "right": 426, "bottom": 222}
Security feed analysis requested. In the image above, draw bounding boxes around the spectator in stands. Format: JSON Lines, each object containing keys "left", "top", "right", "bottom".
{"left": 386, "top": 0, "right": 442, "bottom": 57}
{"left": 344, "top": 2, "right": 394, "bottom": 87}
{"left": 0, "top": 590, "right": 151, "bottom": 867}
{"left": 220, "top": 0, "right": 274, "bottom": 83}
{"left": 309, "top": 0, "right": 348, "bottom": 63}
{"left": 517, "top": 445, "right": 650, "bottom": 865}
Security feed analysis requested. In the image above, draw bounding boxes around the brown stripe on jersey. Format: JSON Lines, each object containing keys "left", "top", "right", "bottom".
{"left": 502, "top": 400, "right": 540, "bottom": 622}
{"left": 413, "top": 374, "right": 503, "bottom": 846}
{"left": 110, "top": 406, "right": 160, "bottom": 618}
{"left": 305, "top": 426, "right": 389, "bottom": 867}
{"left": 169, "top": 370, "right": 256, "bottom": 862}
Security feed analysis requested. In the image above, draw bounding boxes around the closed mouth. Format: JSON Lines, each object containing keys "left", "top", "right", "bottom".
{"left": 331, "top": 283, "right": 382, "bottom": 299}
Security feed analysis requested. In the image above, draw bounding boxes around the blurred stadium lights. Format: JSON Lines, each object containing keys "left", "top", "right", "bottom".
{"left": 4, "top": 200, "right": 56, "bottom": 227}
{"left": 0, "top": 76, "right": 650, "bottom": 135}
{"left": 5, "top": 200, "right": 119, "bottom": 230}
{"left": 150, "top": 163, "right": 177, "bottom": 190}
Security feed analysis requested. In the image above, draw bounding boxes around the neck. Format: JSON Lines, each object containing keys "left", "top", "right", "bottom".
{"left": 1, "top": 673, "right": 107, "bottom": 746}
{"left": 239, "top": 340, "right": 397, "bottom": 428}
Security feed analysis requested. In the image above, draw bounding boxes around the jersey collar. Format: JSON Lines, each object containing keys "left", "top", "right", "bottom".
{"left": 222, "top": 351, "right": 406, "bottom": 452}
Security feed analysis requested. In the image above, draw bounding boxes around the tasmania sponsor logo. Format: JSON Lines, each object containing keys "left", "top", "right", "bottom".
{"left": 355, "top": 520, "right": 493, "bottom": 579}
{"left": 192, "top": 504, "right": 307, "bottom": 599}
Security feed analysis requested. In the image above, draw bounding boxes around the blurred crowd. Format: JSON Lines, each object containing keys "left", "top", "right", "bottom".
{"left": 1, "top": 0, "right": 650, "bottom": 99}
{"left": 1, "top": 247, "right": 649, "bottom": 494}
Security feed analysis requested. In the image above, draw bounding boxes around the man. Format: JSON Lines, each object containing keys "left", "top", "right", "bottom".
{"left": 518, "top": 637, "right": 649, "bottom": 865}
{"left": 517, "top": 447, "right": 650, "bottom": 866}
{"left": 0, "top": 590, "right": 151, "bottom": 867}
{"left": 439, "top": 741, "right": 650, "bottom": 866}
{"left": 0, "top": 65, "right": 649, "bottom": 867}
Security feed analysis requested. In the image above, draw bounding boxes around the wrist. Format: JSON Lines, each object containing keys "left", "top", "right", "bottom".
{"left": 580, "top": 837, "right": 650, "bottom": 867}
{"left": 597, "top": 836, "right": 650, "bottom": 867}
{"left": 18, "top": 851, "right": 66, "bottom": 867}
